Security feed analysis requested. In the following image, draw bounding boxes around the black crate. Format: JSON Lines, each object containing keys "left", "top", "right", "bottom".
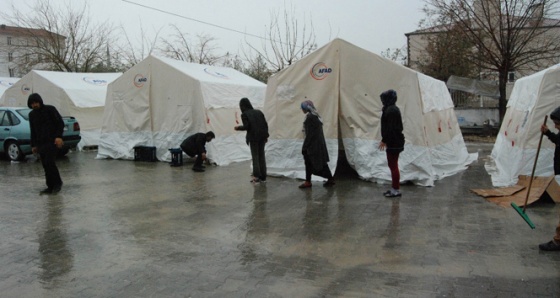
{"left": 134, "top": 146, "right": 157, "bottom": 162}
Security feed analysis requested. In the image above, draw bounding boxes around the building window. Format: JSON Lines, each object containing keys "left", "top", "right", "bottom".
{"left": 7, "top": 36, "right": 12, "bottom": 45}
{"left": 8, "top": 52, "right": 13, "bottom": 62}
{"left": 9, "top": 68, "right": 14, "bottom": 77}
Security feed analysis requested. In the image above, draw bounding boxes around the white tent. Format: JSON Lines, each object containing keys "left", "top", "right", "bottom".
{"left": 486, "top": 64, "right": 560, "bottom": 187}
{"left": 96, "top": 55, "right": 267, "bottom": 165}
{"left": 264, "top": 38, "right": 477, "bottom": 186}
{"left": 0, "top": 77, "right": 19, "bottom": 98}
{"left": 0, "top": 70, "right": 121, "bottom": 149}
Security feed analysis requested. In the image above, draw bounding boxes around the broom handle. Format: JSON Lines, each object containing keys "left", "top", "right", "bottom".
{"left": 523, "top": 115, "right": 548, "bottom": 212}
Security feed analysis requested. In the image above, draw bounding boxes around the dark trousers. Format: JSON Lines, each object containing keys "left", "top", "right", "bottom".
{"left": 250, "top": 141, "right": 267, "bottom": 180}
{"left": 303, "top": 154, "right": 332, "bottom": 182}
{"left": 39, "top": 143, "right": 62, "bottom": 189}
{"left": 180, "top": 145, "right": 203, "bottom": 168}
{"left": 386, "top": 151, "right": 400, "bottom": 190}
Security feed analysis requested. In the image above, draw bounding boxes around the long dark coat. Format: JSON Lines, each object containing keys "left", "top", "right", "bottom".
{"left": 302, "top": 113, "right": 329, "bottom": 172}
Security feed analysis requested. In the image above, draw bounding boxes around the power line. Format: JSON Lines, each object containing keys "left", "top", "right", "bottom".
{"left": 121, "top": 0, "right": 277, "bottom": 44}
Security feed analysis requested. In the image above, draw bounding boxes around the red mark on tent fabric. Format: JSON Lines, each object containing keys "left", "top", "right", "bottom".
{"left": 512, "top": 141, "right": 515, "bottom": 147}
{"left": 515, "top": 125, "right": 519, "bottom": 133}
{"left": 235, "top": 112, "right": 239, "bottom": 124}
{"left": 448, "top": 120, "right": 452, "bottom": 130}
{"left": 438, "top": 120, "right": 442, "bottom": 133}
{"left": 505, "top": 131, "right": 508, "bottom": 136}
{"left": 206, "top": 113, "right": 210, "bottom": 124}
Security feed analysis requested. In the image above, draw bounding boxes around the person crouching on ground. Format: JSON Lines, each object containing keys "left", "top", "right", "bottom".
{"left": 379, "top": 89, "right": 405, "bottom": 198}
{"left": 234, "top": 97, "right": 269, "bottom": 183}
{"left": 28, "top": 93, "right": 65, "bottom": 195}
{"left": 298, "top": 100, "right": 335, "bottom": 188}
{"left": 180, "top": 131, "right": 215, "bottom": 172}
{"left": 539, "top": 106, "right": 560, "bottom": 251}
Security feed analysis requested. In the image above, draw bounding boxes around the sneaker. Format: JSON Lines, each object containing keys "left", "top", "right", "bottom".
{"left": 251, "top": 178, "right": 261, "bottom": 183}
{"left": 539, "top": 240, "right": 560, "bottom": 251}
{"left": 192, "top": 166, "right": 205, "bottom": 172}
{"left": 384, "top": 191, "right": 402, "bottom": 198}
{"left": 383, "top": 190, "right": 392, "bottom": 196}
{"left": 298, "top": 181, "right": 312, "bottom": 189}
{"left": 323, "top": 179, "right": 335, "bottom": 187}
{"left": 40, "top": 188, "right": 53, "bottom": 195}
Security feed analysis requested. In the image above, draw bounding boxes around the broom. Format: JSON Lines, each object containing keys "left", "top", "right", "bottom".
{"left": 511, "top": 115, "right": 548, "bottom": 229}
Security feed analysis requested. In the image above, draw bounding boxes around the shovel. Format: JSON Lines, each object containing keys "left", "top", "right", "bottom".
{"left": 511, "top": 115, "right": 548, "bottom": 229}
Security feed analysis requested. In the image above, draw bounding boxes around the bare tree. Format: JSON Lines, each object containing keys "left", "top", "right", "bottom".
{"left": 1, "top": 0, "right": 115, "bottom": 73}
{"left": 243, "top": 5, "right": 317, "bottom": 74}
{"left": 381, "top": 45, "right": 409, "bottom": 66}
{"left": 159, "top": 24, "right": 221, "bottom": 65}
{"left": 424, "top": 0, "right": 560, "bottom": 120}
{"left": 111, "top": 23, "right": 163, "bottom": 70}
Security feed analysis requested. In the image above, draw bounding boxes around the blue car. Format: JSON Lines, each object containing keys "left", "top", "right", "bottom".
{"left": 0, "top": 107, "right": 81, "bottom": 161}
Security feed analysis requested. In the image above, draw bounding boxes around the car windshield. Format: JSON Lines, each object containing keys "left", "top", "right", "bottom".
{"left": 16, "top": 108, "right": 31, "bottom": 120}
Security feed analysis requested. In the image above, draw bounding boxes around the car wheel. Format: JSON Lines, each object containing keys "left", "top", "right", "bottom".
{"left": 6, "top": 141, "right": 25, "bottom": 161}
{"left": 57, "top": 147, "right": 70, "bottom": 157}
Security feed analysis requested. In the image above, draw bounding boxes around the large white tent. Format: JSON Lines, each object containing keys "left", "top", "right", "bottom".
{"left": 96, "top": 55, "right": 267, "bottom": 165}
{"left": 485, "top": 64, "right": 560, "bottom": 187}
{"left": 0, "top": 70, "right": 121, "bottom": 149}
{"left": 264, "top": 38, "right": 477, "bottom": 186}
{"left": 0, "top": 77, "right": 19, "bottom": 98}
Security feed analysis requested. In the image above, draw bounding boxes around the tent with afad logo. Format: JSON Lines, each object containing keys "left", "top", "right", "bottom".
{"left": 263, "top": 38, "right": 477, "bottom": 186}
{"left": 0, "top": 77, "right": 19, "bottom": 98}
{"left": 485, "top": 64, "right": 560, "bottom": 187}
{"left": 0, "top": 70, "right": 121, "bottom": 149}
{"left": 96, "top": 55, "right": 267, "bottom": 165}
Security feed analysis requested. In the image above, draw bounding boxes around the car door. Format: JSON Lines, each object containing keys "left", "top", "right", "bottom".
{"left": 0, "top": 109, "right": 10, "bottom": 152}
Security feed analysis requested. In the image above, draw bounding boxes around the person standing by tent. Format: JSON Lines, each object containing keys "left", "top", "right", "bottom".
{"left": 298, "top": 100, "right": 335, "bottom": 188}
{"left": 539, "top": 107, "right": 560, "bottom": 251}
{"left": 234, "top": 97, "right": 269, "bottom": 183}
{"left": 379, "top": 89, "right": 405, "bottom": 198}
{"left": 28, "top": 93, "right": 65, "bottom": 195}
{"left": 180, "top": 131, "right": 215, "bottom": 172}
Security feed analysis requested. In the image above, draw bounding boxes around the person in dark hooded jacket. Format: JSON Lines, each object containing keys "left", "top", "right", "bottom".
{"left": 180, "top": 131, "right": 215, "bottom": 172}
{"left": 234, "top": 97, "right": 269, "bottom": 183}
{"left": 539, "top": 106, "right": 560, "bottom": 251}
{"left": 28, "top": 93, "right": 65, "bottom": 194}
{"left": 298, "top": 100, "right": 334, "bottom": 188}
{"left": 379, "top": 89, "right": 405, "bottom": 198}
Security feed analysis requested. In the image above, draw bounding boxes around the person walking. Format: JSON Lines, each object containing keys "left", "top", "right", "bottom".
{"left": 298, "top": 100, "right": 334, "bottom": 189}
{"left": 28, "top": 93, "right": 65, "bottom": 195}
{"left": 180, "top": 131, "right": 215, "bottom": 172}
{"left": 379, "top": 89, "right": 405, "bottom": 198}
{"left": 539, "top": 107, "right": 560, "bottom": 251}
{"left": 234, "top": 97, "right": 269, "bottom": 183}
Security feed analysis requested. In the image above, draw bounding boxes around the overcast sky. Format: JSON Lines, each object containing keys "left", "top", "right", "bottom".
{"left": 1, "top": 0, "right": 426, "bottom": 57}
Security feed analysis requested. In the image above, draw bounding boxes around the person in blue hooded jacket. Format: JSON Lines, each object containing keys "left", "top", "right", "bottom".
{"left": 379, "top": 89, "right": 405, "bottom": 198}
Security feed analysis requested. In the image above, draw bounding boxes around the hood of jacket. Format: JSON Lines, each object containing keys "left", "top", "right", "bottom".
{"left": 27, "top": 93, "right": 45, "bottom": 109}
{"left": 239, "top": 97, "right": 254, "bottom": 112}
{"left": 551, "top": 106, "right": 560, "bottom": 121}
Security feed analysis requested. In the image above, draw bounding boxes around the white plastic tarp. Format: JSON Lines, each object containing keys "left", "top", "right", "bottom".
{"left": 0, "top": 71, "right": 121, "bottom": 149}
{"left": 97, "top": 55, "right": 267, "bottom": 165}
{"left": 0, "top": 77, "right": 19, "bottom": 99}
{"left": 486, "top": 64, "right": 560, "bottom": 186}
{"left": 264, "top": 38, "right": 477, "bottom": 186}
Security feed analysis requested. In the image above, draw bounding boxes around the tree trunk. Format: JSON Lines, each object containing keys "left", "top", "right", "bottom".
{"left": 498, "top": 71, "right": 508, "bottom": 123}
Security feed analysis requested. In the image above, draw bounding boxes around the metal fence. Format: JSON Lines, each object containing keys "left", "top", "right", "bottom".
{"left": 450, "top": 90, "right": 498, "bottom": 108}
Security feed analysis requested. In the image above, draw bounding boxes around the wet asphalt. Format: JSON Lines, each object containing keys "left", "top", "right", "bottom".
{"left": 0, "top": 142, "right": 559, "bottom": 297}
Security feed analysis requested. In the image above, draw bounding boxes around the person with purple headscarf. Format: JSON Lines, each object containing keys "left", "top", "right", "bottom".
{"left": 298, "top": 100, "right": 335, "bottom": 188}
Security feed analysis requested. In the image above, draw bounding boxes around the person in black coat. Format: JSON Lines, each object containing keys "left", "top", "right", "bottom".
{"left": 235, "top": 97, "right": 269, "bottom": 183}
{"left": 539, "top": 106, "right": 560, "bottom": 251}
{"left": 28, "top": 93, "right": 65, "bottom": 194}
{"left": 379, "top": 89, "right": 405, "bottom": 197}
{"left": 180, "top": 131, "right": 215, "bottom": 172}
{"left": 298, "top": 100, "right": 334, "bottom": 188}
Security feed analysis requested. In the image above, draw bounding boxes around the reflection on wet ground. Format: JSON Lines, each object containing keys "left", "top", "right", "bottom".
{"left": 0, "top": 143, "right": 559, "bottom": 297}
